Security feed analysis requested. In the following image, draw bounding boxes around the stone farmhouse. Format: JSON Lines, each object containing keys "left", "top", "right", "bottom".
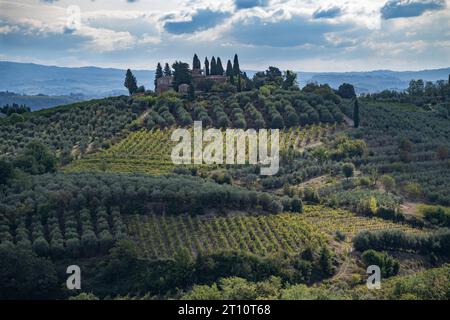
{"left": 156, "top": 56, "right": 228, "bottom": 94}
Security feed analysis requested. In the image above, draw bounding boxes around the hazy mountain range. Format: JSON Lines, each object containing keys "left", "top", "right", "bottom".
{"left": 299, "top": 69, "right": 450, "bottom": 93}
{"left": 1, "top": 61, "right": 449, "bottom": 110}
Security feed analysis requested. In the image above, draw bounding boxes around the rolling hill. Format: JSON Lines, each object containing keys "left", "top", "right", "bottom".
{"left": 1, "top": 61, "right": 449, "bottom": 110}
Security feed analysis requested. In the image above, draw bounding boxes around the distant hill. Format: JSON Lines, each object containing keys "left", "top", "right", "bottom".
{"left": 0, "top": 61, "right": 154, "bottom": 98}
{"left": 299, "top": 69, "right": 450, "bottom": 94}
{"left": 0, "top": 91, "right": 87, "bottom": 111}
{"left": 0, "top": 61, "right": 449, "bottom": 110}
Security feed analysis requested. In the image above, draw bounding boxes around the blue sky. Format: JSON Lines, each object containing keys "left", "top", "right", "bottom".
{"left": 0, "top": 0, "right": 449, "bottom": 71}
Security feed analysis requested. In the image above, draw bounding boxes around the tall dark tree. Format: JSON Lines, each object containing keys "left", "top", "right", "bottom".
{"left": 210, "top": 56, "right": 217, "bottom": 76}
{"left": 154, "top": 63, "right": 163, "bottom": 90}
{"left": 353, "top": 98, "right": 360, "bottom": 128}
{"left": 188, "top": 83, "right": 195, "bottom": 101}
{"left": 172, "top": 61, "right": 192, "bottom": 92}
{"left": 226, "top": 60, "right": 234, "bottom": 83}
{"left": 319, "top": 246, "right": 333, "bottom": 277}
{"left": 233, "top": 54, "right": 240, "bottom": 76}
{"left": 124, "top": 69, "right": 138, "bottom": 96}
{"left": 447, "top": 74, "right": 450, "bottom": 96}
{"left": 216, "top": 57, "right": 224, "bottom": 76}
{"left": 204, "top": 57, "right": 210, "bottom": 76}
{"left": 233, "top": 54, "right": 241, "bottom": 91}
{"left": 163, "top": 63, "right": 172, "bottom": 76}
{"left": 193, "top": 54, "right": 201, "bottom": 70}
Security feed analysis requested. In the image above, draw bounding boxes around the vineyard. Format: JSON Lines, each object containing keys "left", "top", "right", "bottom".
{"left": 65, "top": 123, "right": 342, "bottom": 174}
{"left": 64, "top": 128, "right": 175, "bottom": 174}
{"left": 300, "top": 205, "right": 424, "bottom": 238}
{"left": 127, "top": 212, "right": 325, "bottom": 259}
{"left": 126, "top": 205, "right": 425, "bottom": 260}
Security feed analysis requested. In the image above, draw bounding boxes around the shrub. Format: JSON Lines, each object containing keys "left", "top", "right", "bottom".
{"left": 291, "top": 197, "right": 304, "bottom": 213}
{"left": 335, "top": 231, "right": 346, "bottom": 242}
{"left": 380, "top": 175, "right": 396, "bottom": 193}
{"left": 403, "top": 182, "right": 422, "bottom": 199}
{"left": 342, "top": 163, "right": 355, "bottom": 179}
{"left": 361, "top": 249, "right": 399, "bottom": 278}
{"left": 304, "top": 187, "right": 320, "bottom": 203}
{"left": 419, "top": 205, "right": 450, "bottom": 228}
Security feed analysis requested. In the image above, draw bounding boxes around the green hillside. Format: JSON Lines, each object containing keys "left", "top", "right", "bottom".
{"left": 1, "top": 79, "right": 449, "bottom": 300}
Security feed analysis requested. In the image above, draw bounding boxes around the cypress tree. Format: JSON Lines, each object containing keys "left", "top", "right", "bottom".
{"left": 193, "top": 54, "right": 201, "bottom": 70}
{"left": 353, "top": 98, "right": 360, "bottom": 128}
{"left": 319, "top": 246, "right": 333, "bottom": 277}
{"left": 188, "top": 83, "right": 195, "bottom": 101}
{"left": 226, "top": 60, "right": 234, "bottom": 83}
{"left": 124, "top": 69, "right": 138, "bottom": 96}
{"left": 216, "top": 57, "right": 224, "bottom": 76}
{"left": 154, "top": 63, "right": 163, "bottom": 90}
{"left": 233, "top": 54, "right": 240, "bottom": 76}
{"left": 163, "top": 63, "right": 172, "bottom": 76}
{"left": 237, "top": 73, "right": 241, "bottom": 92}
{"left": 210, "top": 56, "right": 217, "bottom": 76}
{"left": 233, "top": 54, "right": 241, "bottom": 92}
{"left": 204, "top": 57, "right": 210, "bottom": 76}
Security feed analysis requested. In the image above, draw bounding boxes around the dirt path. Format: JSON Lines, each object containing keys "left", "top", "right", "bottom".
{"left": 343, "top": 115, "right": 354, "bottom": 127}
{"left": 400, "top": 201, "right": 420, "bottom": 217}
{"left": 331, "top": 242, "right": 353, "bottom": 282}
{"left": 138, "top": 109, "right": 151, "bottom": 123}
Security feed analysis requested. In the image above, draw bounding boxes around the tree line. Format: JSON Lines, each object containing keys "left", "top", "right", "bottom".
{"left": 353, "top": 229, "right": 450, "bottom": 257}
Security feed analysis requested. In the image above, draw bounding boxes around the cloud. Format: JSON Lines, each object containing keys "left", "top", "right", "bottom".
{"left": 0, "top": 25, "right": 19, "bottom": 34}
{"left": 82, "top": 30, "right": 136, "bottom": 52}
{"left": 0, "top": 0, "right": 449, "bottom": 71}
{"left": 230, "top": 12, "right": 349, "bottom": 47}
{"left": 83, "top": 11, "right": 161, "bottom": 37}
{"left": 381, "top": 0, "right": 446, "bottom": 19}
{"left": 313, "top": 6, "right": 342, "bottom": 19}
{"left": 234, "top": 0, "right": 269, "bottom": 10}
{"left": 164, "top": 9, "right": 231, "bottom": 34}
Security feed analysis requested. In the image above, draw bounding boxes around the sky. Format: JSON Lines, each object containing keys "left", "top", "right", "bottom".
{"left": 0, "top": 0, "right": 449, "bottom": 72}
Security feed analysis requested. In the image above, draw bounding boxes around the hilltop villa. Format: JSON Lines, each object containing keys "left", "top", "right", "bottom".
{"left": 156, "top": 55, "right": 229, "bottom": 94}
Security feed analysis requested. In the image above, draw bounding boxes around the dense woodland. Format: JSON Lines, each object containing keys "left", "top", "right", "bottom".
{"left": 1, "top": 59, "right": 450, "bottom": 300}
